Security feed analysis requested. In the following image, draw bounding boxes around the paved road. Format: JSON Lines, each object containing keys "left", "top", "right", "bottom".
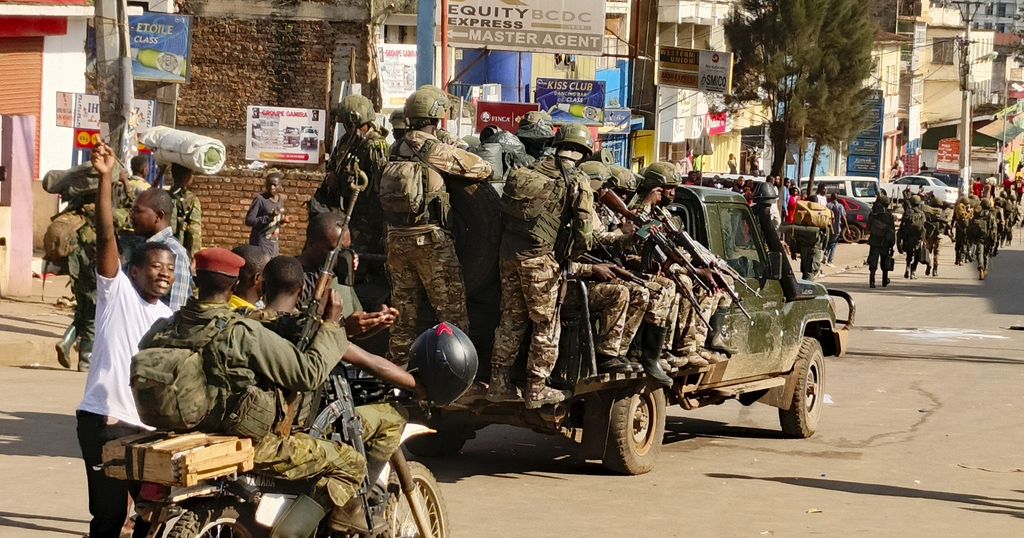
{"left": 1, "top": 242, "right": 1022, "bottom": 536}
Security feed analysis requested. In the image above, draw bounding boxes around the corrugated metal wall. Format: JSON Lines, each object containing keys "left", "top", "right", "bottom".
{"left": 0, "top": 37, "right": 44, "bottom": 177}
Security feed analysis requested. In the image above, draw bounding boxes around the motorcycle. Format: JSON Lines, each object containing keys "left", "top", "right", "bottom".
{"left": 127, "top": 368, "right": 449, "bottom": 538}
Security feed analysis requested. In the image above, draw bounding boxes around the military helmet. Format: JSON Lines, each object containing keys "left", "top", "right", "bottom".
{"left": 981, "top": 198, "right": 994, "bottom": 210}
{"left": 389, "top": 108, "right": 409, "bottom": 130}
{"left": 404, "top": 85, "right": 450, "bottom": 120}
{"left": 639, "top": 161, "right": 680, "bottom": 191}
{"left": 517, "top": 111, "right": 555, "bottom": 140}
{"left": 752, "top": 180, "right": 779, "bottom": 206}
{"left": 957, "top": 196, "right": 968, "bottom": 205}
{"left": 579, "top": 161, "right": 612, "bottom": 191}
{"left": 608, "top": 165, "right": 639, "bottom": 193}
{"left": 930, "top": 195, "right": 943, "bottom": 208}
{"left": 910, "top": 194, "right": 922, "bottom": 206}
{"left": 408, "top": 322, "right": 479, "bottom": 407}
{"left": 590, "top": 148, "right": 616, "bottom": 166}
{"left": 337, "top": 95, "right": 376, "bottom": 127}
{"left": 876, "top": 193, "right": 891, "bottom": 206}
{"left": 552, "top": 124, "right": 594, "bottom": 155}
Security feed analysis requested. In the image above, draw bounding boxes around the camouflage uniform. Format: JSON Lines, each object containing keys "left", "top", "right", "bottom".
{"left": 971, "top": 200, "right": 998, "bottom": 279}
{"left": 139, "top": 300, "right": 362, "bottom": 510}
{"left": 314, "top": 129, "right": 391, "bottom": 254}
{"left": 170, "top": 187, "right": 202, "bottom": 257}
{"left": 922, "top": 201, "right": 951, "bottom": 276}
{"left": 383, "top": 130, "right": 492, "bottom": 364}
{"left": 66, "top": 206, "right": 98, "bottom": 367}
{"left": 953, "top": 198, "right": 973, "bottom": 265}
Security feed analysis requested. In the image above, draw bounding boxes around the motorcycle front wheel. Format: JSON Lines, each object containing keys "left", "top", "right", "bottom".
{"left": 163, "top": 503, "right": 259, "bottom": 538}
{"left": 387, "top": 461, "right": 449, "bottom": 538}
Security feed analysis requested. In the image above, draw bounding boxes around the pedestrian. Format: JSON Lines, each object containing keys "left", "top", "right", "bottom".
{"left": 76, "top": 143, "right": 174, "bottom": 538}
{"left": 728, "top": 153, "right": 738, "bottom": 174}
{"left": 785, "top": 186, "right": 800, "bottom": 224}
{"left": 131, "top": 184, "right": 193, "bottom": 311}
{"left": 245, "top": 171, "right": 288, "bottom": 257}
{"left": 169, "top": 163, "right": 202, "bottom": 257}
{"left": 813, "top": 184, "right": 828, "bottom": 206}
{"left": 971, "top": 177, "right": 985, "bottom": 197}
{"left": 866, "top": 194, "right": 896, "bottom": 288}
{"left": 229, "top": 245, "right": 270, "bottom": 311}
{"left": 825, "top": 193, "right": 846, "bottom": 266}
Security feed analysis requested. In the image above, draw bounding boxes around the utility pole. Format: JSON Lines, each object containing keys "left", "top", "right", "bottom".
{"left": 952, "top": 1, "right": 987, "bottom": 195}
{"left": 94, "top": 0, "right": 135, "bottom": 164}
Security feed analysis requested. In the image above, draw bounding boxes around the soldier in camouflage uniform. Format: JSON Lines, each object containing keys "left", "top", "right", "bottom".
{"left": 953, "top": 196, "right": 973, "bottom": 265}
{"left": 969, "top": 198, "right": 998, "bottom": 280}
{"left": 516, "top": 111, "right": 556, "bottom": 160}
{"left": 898, "top": 195, "right": 927, "bottom": 279}
{"left": 488, "top": 124, "right": 595, "bottom": 408}
{"left": 380, "top": 86, "right": 492, "bottom": 365}
{"left": 312, "top": 95, "right": 391, "bottom": 254}
{"left": 388, "top": 108, "right": 409, "bottom": 150}
{"left": 922, "top": 197, "right": 952, "bottom": 277}
{"left": 169, "top": 163, "right": 202, "bottom": 257}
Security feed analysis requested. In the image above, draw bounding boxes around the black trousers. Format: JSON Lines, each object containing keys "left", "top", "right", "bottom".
{"left": 76, "top": 410, "right": 149, "bottom": 538}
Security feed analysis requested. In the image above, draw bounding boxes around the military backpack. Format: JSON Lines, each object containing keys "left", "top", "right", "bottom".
{"left": 43, "top": 210, "right": 91, "bottom": 263}
{"left": 793, "top": 200, "right": 834, "bottom": 229}
{"left": 379, "top": 138, "right": 450, "bottom": 225}
{"left": 967, "top": 210, "right": 995, "bottom": 243}
{"left": 903, "top": 208, "right": 926, "bottom": 235}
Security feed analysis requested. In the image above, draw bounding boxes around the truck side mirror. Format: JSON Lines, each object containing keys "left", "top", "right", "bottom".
{"left": 767, "top": 251, "right": 784, "bottom": 280}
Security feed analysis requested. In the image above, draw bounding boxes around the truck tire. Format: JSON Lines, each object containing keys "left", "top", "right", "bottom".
{"left": 778, "top": 337, "right": 825, "bottom": 438}
{"left": 602, "top": 388, "right": 666, "bottom": 475}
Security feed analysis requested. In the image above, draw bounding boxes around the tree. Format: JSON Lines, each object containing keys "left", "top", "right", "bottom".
{"left": 725, "top": 0, "right": 877, "bottom": 181}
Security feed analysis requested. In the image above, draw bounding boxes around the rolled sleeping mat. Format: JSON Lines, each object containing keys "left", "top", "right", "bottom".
{"left": 141, "top": 126, "right": 226, "bottom": 175}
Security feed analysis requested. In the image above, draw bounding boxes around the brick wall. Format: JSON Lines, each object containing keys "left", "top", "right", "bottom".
{"left": 192, "top": 169, "right": 323, "bottom": 255}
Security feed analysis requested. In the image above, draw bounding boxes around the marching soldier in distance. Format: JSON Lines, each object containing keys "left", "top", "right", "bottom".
{"left": 866, "top": 194, "right": 896, "bottom": 288}
{"left": 969, "top": 197, "right": 998, "bottom": 280}
{"left": 379, "top": 85, "right": 493, "bottom": 365}
{"left": 898, "top": 194, "right": 927, "bottom": 279}
{"left": 953, "top": 196, "right": 973, "bottom": 266}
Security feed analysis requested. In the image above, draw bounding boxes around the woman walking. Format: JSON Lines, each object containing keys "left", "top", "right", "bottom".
{"left": 245, "top": 171, "right": 288, "bottom": 257}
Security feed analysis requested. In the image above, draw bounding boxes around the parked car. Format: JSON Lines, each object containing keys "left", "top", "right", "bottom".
{"left": 881, "top": 175, "right": 959, "bottom": 204}
{"left": 799, "top": 176, "right": 880, "bottom": 205}
{"left": 282, "top": 126, "right": 300, "bottom": 147}
{"left": 299, "top": 127, "right": 319, "bottom": 150}
{"left": 836, "top": 195, "right": 870, "bottom": 243}
{"left": 919, "top": 170, "right": 959, "bottom": 188}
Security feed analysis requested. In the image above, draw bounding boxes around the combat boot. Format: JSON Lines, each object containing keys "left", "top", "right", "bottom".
{"left": 524, "top": 380, "right": 565, "bottom": 410}
{"left": 486, "top": 366, "right": 521, "bottom": 402}
{"left": 704, "top": 311, "right": 737, "bottom": 356}
{"left": 55, "top": 324, "right": 76, "bottom": 369}
{"left": 331, "top": 496, "right": 370, "bottom": 534}
{"left": 882, "top": 272, "right": 891, "bottom": 287}
{"left": 77, "top": 352, "right": 91, "bottom": 373}
{"left": 924, "top": 265, "right": 931, "bottom": 276}
{"left": 686, "top": 351, "right": 710, "bottom": 367}
{"left": 869, "top": 272, "right": 876, "bottom": 289}
{"left": 597, "top": 353, "right": 636, "bottom": 374}
{"left": 904, "top": 267, "right": 910, "bottom": 279}
{"left": 638, "top": 324, "right": 673, "bottom": 388}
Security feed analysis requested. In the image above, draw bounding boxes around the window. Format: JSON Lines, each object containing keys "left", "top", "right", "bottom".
{"left": 852, "top": 181, "right": 880, "bottom": 198}
{"left": 718, "top": 205, "right": 765, "bottom": 280}
{"left": 932, "top": 38, "right": 954, "bottom": 65}
{"left": 997, "top": 3, "right": 1007, "bottom": 17}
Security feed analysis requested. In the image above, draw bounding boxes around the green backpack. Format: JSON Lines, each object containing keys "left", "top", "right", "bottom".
{"left": 131, "top": 315, "right": 238, "bottom": 431}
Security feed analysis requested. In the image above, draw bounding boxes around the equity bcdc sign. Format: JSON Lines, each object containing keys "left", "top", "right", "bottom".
{"left": 476, "top": 101, "right": 540, "bottom": 133}
{"left": 446, "top": 0, "right": 607, "bottom": 56}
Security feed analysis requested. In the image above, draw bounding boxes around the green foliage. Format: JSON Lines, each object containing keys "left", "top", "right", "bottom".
{"left": 726, "top": 0, "right": 877, "bottom": 177}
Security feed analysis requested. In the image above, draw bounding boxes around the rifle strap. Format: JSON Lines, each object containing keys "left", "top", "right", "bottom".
{"left": 274, "top": 391, "right": 302, "bottom": 438}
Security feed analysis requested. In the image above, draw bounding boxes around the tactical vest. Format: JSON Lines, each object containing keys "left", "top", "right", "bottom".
{"left": 501, "top": 166, "right": 567, "bottom": 253}
{"left": 968, "top": 210, "right": 995, "bottom": 243}
{"left": 379, "top": 138, "right": 451, "bottom": 226}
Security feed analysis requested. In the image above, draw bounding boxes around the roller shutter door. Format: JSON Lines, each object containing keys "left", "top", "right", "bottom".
{"left": 0, "top": 37, "right": 44, "bottom": 177}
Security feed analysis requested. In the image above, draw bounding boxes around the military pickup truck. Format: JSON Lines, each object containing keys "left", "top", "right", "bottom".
{"left": 398, "top": 183, "right": 855, "bottom": 475}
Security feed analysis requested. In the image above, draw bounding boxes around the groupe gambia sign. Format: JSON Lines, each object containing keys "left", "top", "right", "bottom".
{"left": 445, "top": 0, "right": 607, "bottom": 56}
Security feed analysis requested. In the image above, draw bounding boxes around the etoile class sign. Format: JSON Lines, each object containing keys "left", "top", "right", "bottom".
{"left": 445, "top": 0, "right": 606, "bottom": 55}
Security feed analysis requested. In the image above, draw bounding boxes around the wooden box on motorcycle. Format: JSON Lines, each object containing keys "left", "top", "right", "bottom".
{"left": 102, "top": 432, "right": 254, "bottom": 487}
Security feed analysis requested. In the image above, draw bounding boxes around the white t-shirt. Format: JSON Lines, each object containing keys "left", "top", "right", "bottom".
{"left": 78, "top": 268, "right": 172, "bottom": 428}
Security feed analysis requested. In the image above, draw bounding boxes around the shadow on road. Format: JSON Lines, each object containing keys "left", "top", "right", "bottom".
{"left": 843, "top": 350, "right": 1024, "bottom": 366}
{"left": 0, "top": 511, "right": 87, "bottom": 536}
{"left": 0, "top": 322, "right": 63, "bottom": 339}
{"left": 663, "top": 416, "right": 783, "bottom": 446}
{"left": 0, "top": 411, "right": 81, "bottom": 458}
{"left": 705, "top": 473, "right": 1024, "bottom": 518}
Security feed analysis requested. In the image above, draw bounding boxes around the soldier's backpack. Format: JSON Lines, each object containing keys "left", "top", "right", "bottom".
{"left": 43, "top": 211, "right": 89, "bottom": 263}
{"left": 967, "top": 211, "right": 994, "bottom": 243}
{"left": 793, "top": 200, "right": 834, "bottom": 229}
{"left": 131, "top": 315, "right": 241, "bottom": 431}
{"left": 955, "top": 202, "right": 974, "bottom": 223}
{"left": 903, "top": 208, "right": 926, "bottom": 236}
{"left": 378, "top": 138, "right": 450, "bottom": 225}
{"left": 501, "top": 166, "right": 565, "bottom": 249}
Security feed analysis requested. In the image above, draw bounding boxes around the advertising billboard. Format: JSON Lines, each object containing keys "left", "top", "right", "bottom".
{"left": 246, "top": 106, "right": 327, "bottom": 164}
{"left": 128, "top": 13, "right": 192, "bottom": 83}
{"left": 656, "top": 46, "right": 734, "bottom": 94}
{"left": 534, "top": 78, "right": 605, "bottom": 126}
{"left": 476, "top": 101, "right": 540, "bottom": 133}
{"left": 378, "top": 44, "right": 418, "bottom": 110}
{"left": 446, "top": 0, "right": 606, "bottom": 56}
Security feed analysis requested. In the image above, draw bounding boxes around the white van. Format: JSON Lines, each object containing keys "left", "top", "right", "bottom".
{"left": 798, "top": 176, "right": 880, "bottom": 205}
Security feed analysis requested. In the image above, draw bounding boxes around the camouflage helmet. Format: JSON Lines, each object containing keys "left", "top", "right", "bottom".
{"left": 1010, "top": 191, "right": 1019, "bottom": 202}
{"left": 579, "top": 161, "right": 612, "bottom": 191}
{"left": 389, "top": 108, "right": 409, "bottom": 130}
{"left": 957, "top": 196, "right": 968, "bottom": 205}
{"left": 909, "top": 194, "right": 922, "bottom": 206}
{"left": 552, "top": 124, "right": 594, "bottom": 155}
{"left": 404, "top": 85, "right": 450, "bottom": 120}
{"left": 930, "top": 195, "right": 944, "bottom": 208}
{"left": 590, "top": 148, "right": 616, "bottom": 166}
{"left": 639, "top": 161, "right": 680, "bottom": 191}
{"left": 517, "top": 111, "right": 555, "bottom": 140}
{"left": 981, "top": 197, "right": 994, "bottom": 210}
{"left": 875, "top": 193, "right": 891, "bottom": 206}
{"left": 337, "top": 95, "right": 376, "bottom": 127}
{"left": 608, "top": 164, "right": 638, "bottom": 193}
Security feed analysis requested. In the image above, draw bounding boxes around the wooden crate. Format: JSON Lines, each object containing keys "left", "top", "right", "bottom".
{"left": 102, "top": 432, "right": 255, "bottom": 487}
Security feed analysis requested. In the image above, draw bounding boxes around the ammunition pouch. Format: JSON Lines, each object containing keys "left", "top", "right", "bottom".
{"left": 223, "top": 386, "right": 280, "bottom": 442}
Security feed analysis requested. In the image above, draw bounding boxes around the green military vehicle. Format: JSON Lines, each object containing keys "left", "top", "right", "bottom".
{"left": 397, "top": 182, "right": 855, "bottom": 475}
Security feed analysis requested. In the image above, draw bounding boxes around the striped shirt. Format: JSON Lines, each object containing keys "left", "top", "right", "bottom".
{"left": 147, "top": 227, "right": 192, "bottom": 311}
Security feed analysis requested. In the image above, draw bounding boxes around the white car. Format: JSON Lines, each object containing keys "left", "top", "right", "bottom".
{"left": 882, "top": 175, "right": 959, "bottom": 204}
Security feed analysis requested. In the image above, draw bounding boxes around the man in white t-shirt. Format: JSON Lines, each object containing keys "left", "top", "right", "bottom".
{"left": 76, "top": 143, "right": 175, "bottom": 538}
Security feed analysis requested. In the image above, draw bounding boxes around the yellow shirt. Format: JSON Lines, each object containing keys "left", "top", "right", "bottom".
{"left": 228, "top": 294, "right": 257, "bottom": 311}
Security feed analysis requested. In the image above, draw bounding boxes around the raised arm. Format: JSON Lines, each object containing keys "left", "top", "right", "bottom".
{"left": 92, "top": 143, "right": 120, "bottom": 278}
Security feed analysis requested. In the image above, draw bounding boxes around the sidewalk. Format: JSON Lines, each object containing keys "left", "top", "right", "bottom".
{"left": 0, "top": 267, "right": 74, "bottom": 368}
{"left": 819, "top": 241, "right": 869, "bottom": 278}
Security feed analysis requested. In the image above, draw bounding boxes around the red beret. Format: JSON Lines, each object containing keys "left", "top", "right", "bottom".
{"left": 194, "top": 248, "right": 245, "bottom": 277}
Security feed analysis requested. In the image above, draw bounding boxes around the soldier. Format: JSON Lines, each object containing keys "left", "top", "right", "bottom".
{"left": 922, "top": 197, "right": 951, "bottom": 277}
{"left": 379, "top": 85, "right": 492, "bottom": 365}
{"left": 866, "top": 194, "right": 896, "bottom": 288}
{"left": 488, "top": 124, "right": 595, "bottom": 407}
{"left": 898, "top": 194, "right": 927, "bottom": 279}
{"left": 389, "top": 108, "right": 409, "bottom": 145}
{"left": 137, "top": 248, "right": 419, "bottom": 534}
{"left": 169, "top": 163, "right": 202, "bottom": 257}
{"left": 516, "top": 110, "right": 556, "bottom": 160}
{"left": 312, "top": 95, "right": 390, "bottom": 255}
{"left": 969, "top": 198, "right": 998, "bottom": 280}
{"left": 953, "top": 196, "right": 973, "bottom": 266}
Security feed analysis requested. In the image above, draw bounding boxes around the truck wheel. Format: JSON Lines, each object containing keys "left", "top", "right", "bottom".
{"left": 602, "top": 388, "right": 666, "bottom": 475}
{"left": 778, "top": 338, "right": 825, "bottom": 439}
{"left": 405, "top": 427, "right": 471, "bottom": 458}
{"left": 842, "top": 225, "right": 864, "bottom": 244}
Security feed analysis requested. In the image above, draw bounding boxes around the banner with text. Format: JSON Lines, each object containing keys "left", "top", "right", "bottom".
{"left": 129, "top": 13, "right": 192, "bottom": 83}
{"left": 377, "top": 44, "right": 418, "bottom": 110}
{"left": 534, "top": 78, "right": 605, "bottom": 126}
{"left": 446, "top": 0, "right": 606, "bottom": 55}
{"left": 845, "top": 90, "right": 884, "bottom": 178}
{"left": 476, "top": 101, "right": 539, "bottom": 133}
{"left": 246, "top": 106, "right": 327, "bottom": 164}
{"left": 656, "top": 46, "right": 733, "bottom": 94}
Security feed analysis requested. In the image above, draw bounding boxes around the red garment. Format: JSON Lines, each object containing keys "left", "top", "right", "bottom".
{"left": 785, "top": 195, "right": 798, "bottom": 224}
{"left": 972, "top": 181, "right": 985, "bottom": 197}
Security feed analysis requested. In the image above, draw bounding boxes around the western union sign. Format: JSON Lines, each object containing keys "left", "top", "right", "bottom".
{"left": 657, "top": 45, "right": 734, "bottom": 94}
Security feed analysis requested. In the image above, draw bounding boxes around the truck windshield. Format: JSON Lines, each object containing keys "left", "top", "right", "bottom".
{"left": 718, "top": 205, "right": 765, "bottom": 279}
{"left": 851, "top": 181, "right": 878, "bottom": 198}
